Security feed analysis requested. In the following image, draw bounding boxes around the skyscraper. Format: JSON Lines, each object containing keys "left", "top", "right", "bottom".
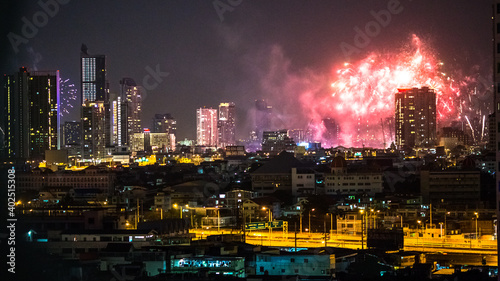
{"left": 395, "top": 87, "right": 436, "bottom": 149}
{"left": 322, "top": 118, "right": 340, "bottom": 147}
{"left": 254, "top": 99, "right": 272, "bottom": 140}
{"left": 121, "top": 78, "right": 142, "bottom": 145}
{"left": 82, "top": 101, "right": 106, "bottom": 161}
{"left": 261, "top": 129, "right": 296, "bottom": 155}
{"left": 2, "top": 67, "right": 60, "bottom": 161}
{"left": 80, "top": 44, "right": 109, "bottom": 161}
{"left": 218, "top": 102, "right": 236, "bottom": 148}
{"left": 197, "top": 107, "right": 218, "bottom": 147}
{"left": 81, "top": 44, "right": 107, "bottom": 103}
{"left": 111, "top": 96, "right": 128, "bottom": 146}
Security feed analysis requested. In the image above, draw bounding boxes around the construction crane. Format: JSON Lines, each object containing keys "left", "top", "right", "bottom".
{"left": 380, "top": 118, "right": 386, "bottom": 149}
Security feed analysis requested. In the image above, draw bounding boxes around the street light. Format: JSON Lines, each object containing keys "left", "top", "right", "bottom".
{"left": 417, "top": 220, "right": 421, "bottom": 247}
{"left": 444, "top": 211, "right": 450, "bottom": 237}
{"left": 359, "top": 209, "right": 365, "bottom": 249}
{"left": 326, "top": 213, "right": 333, "bottom": 234}
{"left": 474, "top": 212, "right": 479, "bottom": 240}
{"left": 263, "top": 207, "right": 272, "bottom": 246}
{"left": 309, "top": 209, "right": 315, "bottom": 235}
{"left": 173, "top": 203, "right": 182, "bottom": 219}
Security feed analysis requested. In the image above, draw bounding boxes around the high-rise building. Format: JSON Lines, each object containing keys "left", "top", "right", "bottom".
{"left": 2, "top": 67, "right": 60, "bottom": 161}
{"left": 395, "top": 87, "right": 436, "bottom": 149}
{"left": 196, "top": 107, "right": 218, "bottom": 147}
{"left": 488, "top": 113, "right": 495, "bottom": 152}
{"left": 322, "top": 118, "right": 340, "bottom": 147}
{"left": 152, "top": 113, "right": 176, "bottom": 151}
{"left": 152, "top": 113, "right": 176, "bottom": 134}
{"left": 218, "top": 102, "right": 236, "bottom": 148}
{"left": 82, "top": 101, "right": 106, "bottom": 161}
{"left": 262, "top": 129, "right": 296, "bottom": 155}
{"left": 254, "top": 100, "right": 272, "bottom": 139}
{"left": 288, "top": 129, "right": 305, "bottom": 144}
{"left": 121, "top": 78, "right": 142, "bottom": 145}
{"left": 80, "top": 44, "right": 109, "bottom": 161}
{"left": 111, "top": 96, "right": 128, "bottom": 146}
{"left": 81, "top": 44, "right": 107, "bottom": 103}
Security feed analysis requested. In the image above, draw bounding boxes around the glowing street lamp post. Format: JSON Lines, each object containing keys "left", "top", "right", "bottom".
{"left": 263, "top": 207, "right": 272, "bottom": 245}
{"left": 474, "top": 212, "right": 479, "bottom": 241}
{"left": 359, "top": 210, "right": 365, "bottom": 249}
{"left": 309, "top": 209, "right": 315, "bottom": 235}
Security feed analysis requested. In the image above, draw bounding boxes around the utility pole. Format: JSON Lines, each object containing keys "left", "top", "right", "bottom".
{"left": 300, "top": 211, "right": 303, "bottom": 234}
{"left": 136, "top": 198, "right": 140, "bottom": 229}
{"left": 430, "top": 204, "right": 432, "bottom": 230}
{"left": 294, "top": 222, "right": 297, "bottom": 252}
{"left": 324, "top": 218, "right": 327, "bottom": 248}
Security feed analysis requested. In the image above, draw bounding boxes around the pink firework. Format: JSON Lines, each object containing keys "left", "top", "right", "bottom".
{"left": 310, "top": 35, "right": 461, "bottom": 148}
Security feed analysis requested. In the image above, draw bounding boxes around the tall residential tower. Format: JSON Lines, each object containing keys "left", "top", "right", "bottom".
{"left": 80, "top": 44, "right": 109, "bottom": 161}
{"left": 395, "top": 87, "right": 436, "bottom": 149}
{"left": 2, "top": 67, "right": 60, "bottom": 161}
{"left": 196, "top": 107, "right": 218, "bottom": 147}
{"left": 218, "top": 102, "right": 236, "bottom": 148}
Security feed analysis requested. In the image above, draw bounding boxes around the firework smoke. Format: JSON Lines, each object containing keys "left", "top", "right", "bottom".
{"left": 255, "top": 34, "right": 491, "bottom": 148}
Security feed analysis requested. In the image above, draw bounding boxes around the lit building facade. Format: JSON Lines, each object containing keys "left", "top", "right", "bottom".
{"left": 152, "top": 113, "right": 176, "bottom": 151}
{"left": 218, "top": 102, "right": 236, "bottom": 148}
{"left": 82, "top": 101, "right": 106, "bottom": 161}
{"left": 121, "top": 78, "right": 142, "bottom": 145}
{"left": 131, "top": 131, "right": 170, "bottom": 153}
{"left": 81, "top": 44, "right": 107, "bottom": 103}
{"left": 324, "top": 156, "right": 383, "bottom": 196}
{"left": 262, "top": 130, "right": 296, "bottom": 155}
{"left": 80, "top": 44, "right": 109, "bottom": 161}
{"left": 111, "top": 96, "right": 128, "bottom": 146}
{"left": 196, "top": 107, "right": 218, "bottom": 147}
{"left": 17, "top": 166, "right": 116, "bottom": 193}
{"left": 2, "top": 67, "right": 60, "bottom": 161}
{"left": 395, "top": 87, "right": 436, "bottom": 149}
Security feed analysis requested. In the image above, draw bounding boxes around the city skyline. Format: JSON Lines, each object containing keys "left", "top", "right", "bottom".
{"left": 0, "top": 1, "right": 493, "bottom": 142}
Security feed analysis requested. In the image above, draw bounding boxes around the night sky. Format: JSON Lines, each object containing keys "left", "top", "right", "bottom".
{"left": 0, "top": 0, "right": 493, "bottom": 140}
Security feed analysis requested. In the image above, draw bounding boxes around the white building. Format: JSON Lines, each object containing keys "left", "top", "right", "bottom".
{"left": 291, "top": 167, "right": 316, "bottom": 196}
{"left": 324, "top": 156, "right": 383, "bottom": 196}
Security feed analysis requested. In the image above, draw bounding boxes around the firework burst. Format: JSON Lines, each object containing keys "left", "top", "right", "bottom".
{"left": 304, "top": 34, "right": 490, "bottom": 148}
{"left": 59, "top": 77, "right": 78, "bottom": 117}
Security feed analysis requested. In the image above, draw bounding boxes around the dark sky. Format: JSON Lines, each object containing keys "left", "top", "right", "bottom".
{"left": 0, "top": 0, "right": 493, "bottom": 140}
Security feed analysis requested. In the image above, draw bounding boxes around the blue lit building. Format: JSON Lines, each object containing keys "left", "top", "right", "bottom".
{"left": 170, "top": 256, "right": 246, "bottom": 277}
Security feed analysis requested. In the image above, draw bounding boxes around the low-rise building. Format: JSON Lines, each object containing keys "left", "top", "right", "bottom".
{"left": 255, "top": 250, "right": 335, "bottom": 277}
{"left": 324, "top": 156, "right": 383, "bottom": 196}
{"left": 17, "top": 166, "right": 116, "bottom": 193}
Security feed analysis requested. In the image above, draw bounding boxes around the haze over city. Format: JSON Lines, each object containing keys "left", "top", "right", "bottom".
{"left": 0, "top": 0, "right": 493, "bottom": 144}
{"left": 3, "top": 2, "right": 500, "bottom": 281}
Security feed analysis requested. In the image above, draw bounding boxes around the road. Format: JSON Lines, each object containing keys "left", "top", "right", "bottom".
{"left": 191, "top": 228, "right": 497, "bottom": 265}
